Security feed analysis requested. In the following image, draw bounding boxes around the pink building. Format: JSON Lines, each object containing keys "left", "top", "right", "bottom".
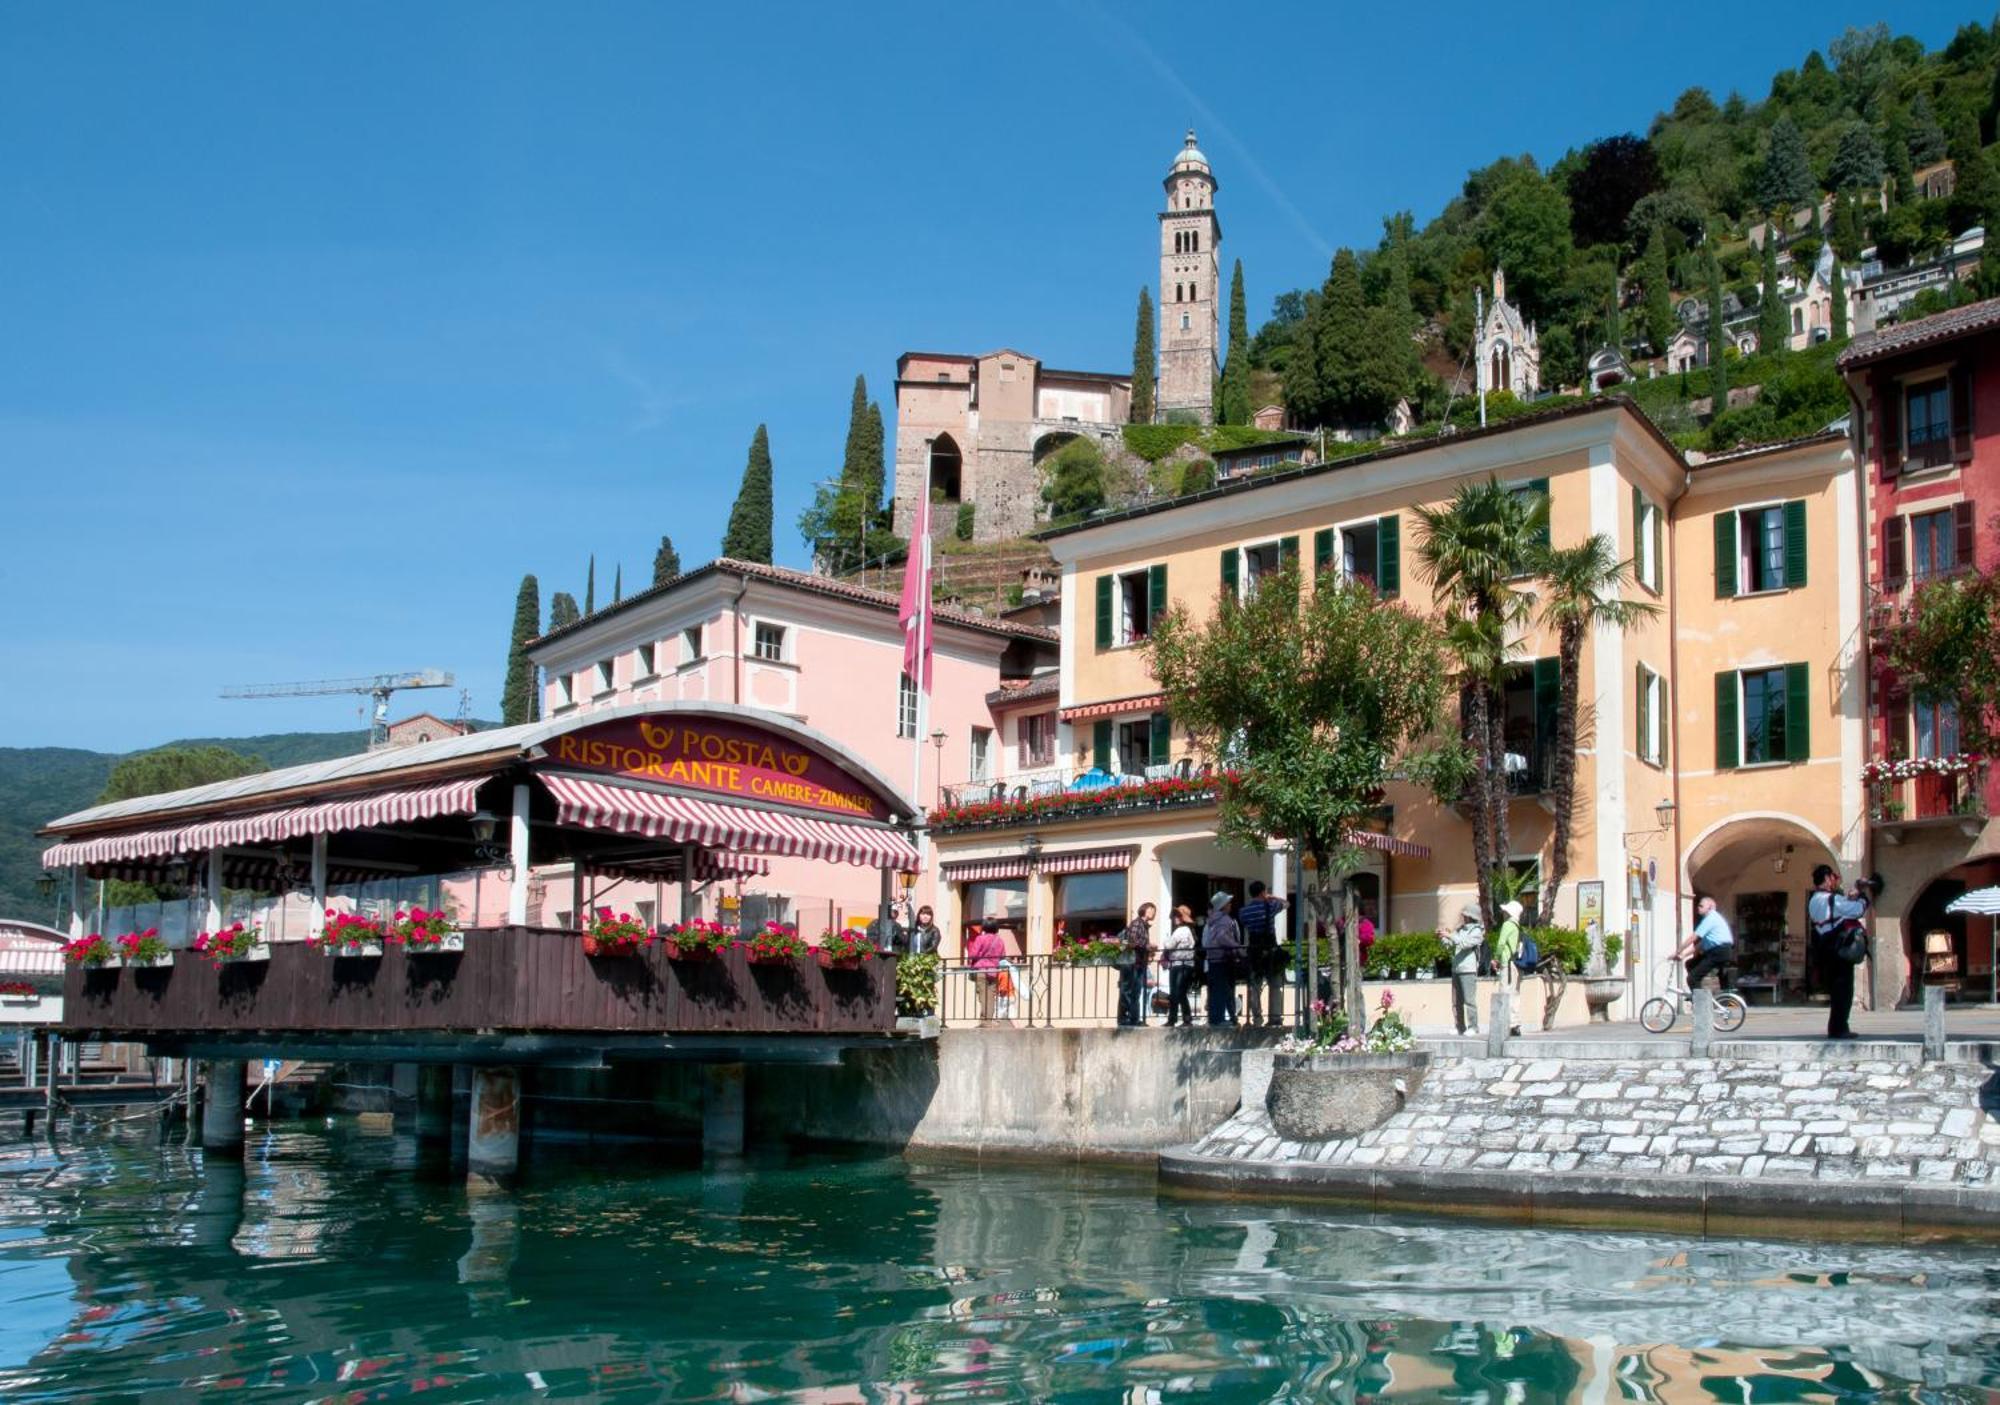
{"left": 527, "top": 559, "right": 1056, "bottom": 932}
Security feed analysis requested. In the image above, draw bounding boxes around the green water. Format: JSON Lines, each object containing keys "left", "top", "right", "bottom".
{"left": 0, "top": 1121, "right": 1996, "bottom": 1401}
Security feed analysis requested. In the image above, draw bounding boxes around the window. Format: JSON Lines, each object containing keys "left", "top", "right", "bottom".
{"left": 1220, "top": 537, "right": 1298, "bottom": 600}
{"left": 1911, "top": 508, "right": 1957, "bottom": 581}
{"left": 1905, "top": 380, "right": 1950, "bottom": 468}
{"left": 969, "top": 727, "right": 993, "bottom": 782}
{"left": 1114, "top": 718, "right": 1152, "bottom": 775}
{"left": 1739, "top": 667, "right": 1787, "bottom": 765}
{"left": 753, "top": 622, "right": 786, "bottom": 662}
{"left": 1493, "top": 659, "right": 1557, "bottom": 792}
{"left": 935, "top": 371, "right": 949, "bottom": 382}
{"left": 1714, "top": 501, "right": 1806, "bottom": 597}
{"left": 1058, "top": 871, "right": 1129, "bottom": 942}
{"left": 1313, "top": 517, "right": 1401, "bottom": 595}
{"left": 1715, "top": 664, "right": 1808, "bottom": 768}
{"left": 1632, "top": 490, "right": 1663, "bottom": 593}
{"left": 1791, "top": 306, "right": 1803, "bottom": 335}
{"left": 1740, "top": 506, "right": 1786, "bottom": 593}
{"left": 634, "top": 642, "right": 657, "bottom": 678}
{"left": 1636, "top": 665, "right": 1666, "bottom": 767}
{"left": 897, "top": 672, "right": 918, "bottom": 739}
{"left": 1242, "top": 540, "right": 1284, "bottom": 588}
{"left": 1915, "top": 697, "right": 1960, "bottom": 759}
{"left": 556, "top": 673, "right": 575, "bottom": 708}
{"left": 682, "top": 625, "right": 704, "bottom": 663}
{"left": 1021, "top": 712, "right": 1055, "bottom": 768}
{"left": 1180, "top": 312, "right": 1191, "bottom": 330}
{"left": 1507, "top": 478, "right": 1551, "bottom": 567}
{"left": 1091, "top": 713, "right": 1168, "bottom": 776}
{"left": 1118, "top": 569, "right": 1152, "bottom": 643}
{"left": 594, "top": 658, "right": 616, "bottom": 695}
{"left": 1096, "top": 565, "right": 1165, "bottom": 649}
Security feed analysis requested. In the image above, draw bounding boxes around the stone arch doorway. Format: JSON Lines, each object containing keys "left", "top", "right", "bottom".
{"left": 1898, "top": 855, "right": 2000, "bottom": 1005}
{"left": 1681, "top": 813, "right": 1840, "bottom": 1003}
{"left": 928, "top": 434, "right": 962, "bottom": 503}
{"left": 1033, "top": 430, "right": 1079, "bottom": 467}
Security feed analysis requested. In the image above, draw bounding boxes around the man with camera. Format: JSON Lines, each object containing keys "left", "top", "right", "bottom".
{"left": 1807, "top": 865, "right": 1878, "bottom": 1040}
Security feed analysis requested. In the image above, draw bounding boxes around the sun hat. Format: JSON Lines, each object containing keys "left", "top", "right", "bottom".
{"left": 1500, "top": 900, "right": 1524, "bottom": 920}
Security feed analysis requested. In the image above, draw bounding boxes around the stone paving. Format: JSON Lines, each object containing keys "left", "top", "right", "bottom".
{"left": 1192, "top": 1049, "right": 2000, "bottom": 1188}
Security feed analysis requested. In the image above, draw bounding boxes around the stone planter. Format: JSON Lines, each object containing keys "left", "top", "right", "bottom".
{"left": 321, "top": 941, "right": 383, "bottom": 959}
{"left": 1582, "top": 976, "right": 1627, "bottom": 1023}
{"left": 125, "top": 952, "right": 175, "bottom": 969}
{"left": 407, "top": 934, "right": 465, "bottom": 954}
{"left": 1267, "top": 1051, "right": 1429, "bottom": 1142}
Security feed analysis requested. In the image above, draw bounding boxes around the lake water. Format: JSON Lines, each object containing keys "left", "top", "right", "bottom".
{"left": 1, "top": 1119, "right": 1997, "bottom": 1401}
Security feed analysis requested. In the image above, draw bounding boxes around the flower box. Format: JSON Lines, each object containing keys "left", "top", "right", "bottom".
{"left": 63, "top": 934, "right": 119, "bottom": 969}
{"left": 389, "top": 908, "right": 461, "bottom": 954}
{"left": 659, "top": 920, "right": 733, "bottom": 961}
{"left": 116, "top": 928, "right": 172, "bottom": 968}
{"left": 0, "top": 981, "right": 41, "bottom": 1003}
{"left": 582, "top": 934, "right": 644, "bottom": 958}
{"left": 582, "top": 908, "right": 651, "bottom": 958}
{"left": 125, "top": 952, "right": 176, "bottom": 969}
{"left": 743, "top": 922, "right": 807, "bottom": 965}
{"left": 194, "top": 923, "right": 266, "bottom": 965}
{"left": 317, "top": 912, "right": 385, "bottom": 957}
{"left": 323, "top": 939, "right": 384, "bottom": 958}
{"left": 815, "top": 929, "right": 879, "bottom": 970}
{"left": 407, "top": 932, "right": 464, "bottom": 954}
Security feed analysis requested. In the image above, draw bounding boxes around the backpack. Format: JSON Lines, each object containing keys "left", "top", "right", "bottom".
{"left": 1513, "top": 932, "right": 1540, "bottom": 974}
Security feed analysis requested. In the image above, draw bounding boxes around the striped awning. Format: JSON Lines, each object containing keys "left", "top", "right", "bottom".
{"left": 1039, "top": 845, "right": 1138, "bottom": 875}
{"left": 84, "top": 858, "right": 405, "bottom": 888}
{"left": 1347, "top": 830, "right": 1430, "bottom": 860}
{"left": 540, "top": 773, "right": 920, "bottom": 872}
{"left": 44, "top": 777, "right": 491, "bottom": 868}
{"left": 584, "top": 851, "right": 774, "bottom": 885}
{"left": 0, "top": 946, "right": 63, "bottom": 977}
{"left": 1058, "top": 693, "right": 1166, "bottom": 723}
{"left": 940, "top": 857, "right": 1031, "bottom": 883}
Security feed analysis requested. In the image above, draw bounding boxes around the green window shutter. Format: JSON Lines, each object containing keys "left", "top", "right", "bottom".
{"left": 1715, "top": 671, "right": 1739, "bottom": 770}
{"left": 1713, "top": 511, "right": 1738, "bottom": 598}
{"left": 1094, "top": 574, "right": 1113, "bottom": 649}
{"left": 1631, "top": 485, "right": 1642, "bottom": 570}
{"left": 1651, "top": 498, "right": 1664, "bottom": 594}
{"left": 1527, "top": 478, "right": 1551, "bottom": 549}
{"left": 1220, "top": 548, "right": 1239, "bottom": 599}
{"left": 1279, "top": 534, "right": 1300, "bottom": 566}
{"left": 1312, "top": 528, "right": 1334, "bottom": 578}
{"left": 1532, "top": 657, "right": 1560, "bottom": 757}
{"left": 1376, "top": 515, "right": 1401, "bottom": 597}
{"left": 1147, "top": 563, "right": 1167, "bottom": 626}
{"left": 1636, "top": 663, "right": 1650, "bottom": 764}
{"left": 1092, "top": 719, "right": 1112, "bottom": 771}
{"left": 1782, "top": 499, "right": 1808, "bottom": 589}
{"left": 1149, "top": 712, "right": 1170, "bottom": 767}
{"left": 1658, "top": 672, "right": 1669, "bottom": 769}
{"left": 1784, "top": 662, "right": 1811, "bottom": 762}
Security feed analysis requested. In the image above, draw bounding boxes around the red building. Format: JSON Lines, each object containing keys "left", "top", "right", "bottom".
{"left": 1840, "top": 299, "right": 2000, "bottom": 1005}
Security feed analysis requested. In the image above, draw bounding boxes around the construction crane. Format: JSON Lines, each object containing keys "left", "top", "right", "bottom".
{"left": 221, "top": 670, "right": 457, "bottom": 748}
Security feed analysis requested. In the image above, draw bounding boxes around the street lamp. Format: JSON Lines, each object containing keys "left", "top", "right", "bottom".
{"left": 930, "top": 728, "right": 948, "bottom": 806}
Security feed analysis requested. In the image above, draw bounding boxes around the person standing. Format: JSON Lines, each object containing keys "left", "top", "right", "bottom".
{"left": 1491, "top": 900, "right": 1525, "bottom": 1036}
{"left": 1116, "top": 902, "right": 1156, "bottom": 1027}
{"left": 966, "top": 920, "right": 1007, "bottom": 1024}
{"left": 907, "top": 905, "right": 943, "bottom": 955}
{"left": 1202, "top": 893, "right": 1244, "bottom": 1027}
{"left": 1237, "top": 881, "right": 1287, "bottom": 1028}
{"left": 1161, "top": 904, "right": 1198, "bottom": 1027}
{"left": 1673, "top": 894, "right": 1735, "bottom": 991}
{"left": 1446, "top": 903, "right": 1486, "bottom": 1035}
{"left": 1355, "top": 905, "right": 1377, "bottom": 971}
{"left": 1807, "top": 864, "right": 1870, "bottom": 1039}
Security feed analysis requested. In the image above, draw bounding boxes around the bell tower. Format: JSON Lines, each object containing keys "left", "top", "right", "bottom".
{"left": 1157, "top": 129, "right": 1220, "bottom": 424}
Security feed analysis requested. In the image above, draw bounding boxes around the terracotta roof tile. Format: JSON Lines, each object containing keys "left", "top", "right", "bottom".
{"left": 1837, "top": 296, "right": 2000, "bottom": 369}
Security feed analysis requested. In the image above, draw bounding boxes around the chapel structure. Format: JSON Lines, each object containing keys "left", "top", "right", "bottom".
{"left": 1476, "top": 267, "right": 1541, "bottom": 399}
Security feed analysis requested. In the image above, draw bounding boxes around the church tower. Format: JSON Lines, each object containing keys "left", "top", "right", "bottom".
{"left": 1157, "top": 130, "right": 1220, "bottom": 424}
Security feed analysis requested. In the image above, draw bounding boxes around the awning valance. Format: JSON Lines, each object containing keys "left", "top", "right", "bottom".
{"left": 1347, "top": 830, "right": 1430, "bottom": 860}
{"left": 1058, "top": 693, "right": 1166, "bottom": 724}
{"left": 541, "top": 773, "right": 919, "bottom": 872}
{"left": 1039, "top": 845, "right": 1138, "bottom": 875}
{"left": 940, "top": 857, "right": 1032, "bottom": 883}
{"left": 582, "top": 851, "right": 774, "bottom": 886}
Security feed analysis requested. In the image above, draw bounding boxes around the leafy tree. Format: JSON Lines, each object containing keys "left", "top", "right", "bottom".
{"left": 549, "top": 592, "right": 580, "bottom": 632}
{"left": 1907, "top": 93, "right": 1948, "bottom": 165}
{"left": 1538, "top": 324, "right": 1581, "bottom": 390}
{"left": 1948, "top": 147, "right": 2000, "bottom": 235}
{"left": 1756, "top": 117, "right": 1815, "bottom": 212}
{"left": 1828, "top": 189, "right": 1866, "bottom": 259}
{"left": 1534, "top": 538, "right": 1658, "bottom": 926}
{"left": 1882, "top": 564, "right": 2000, "bottom": 756}
{"left": 1313, "top": 249, "right": 1406, "bottom": 426}
{"left": 1282, "top": 298, "right": 1324, "bottom": 427}
{"left": 1146, "top": 565, "right": 1466, "bottom": 1030}
{"left": 1478, "top": 162, "right": 1574, "bottom": 320}
{"left": 1412, "top": 478, "right": 1547, "bottom": 926}
{"left": 1640, "top": 225, "right": 1674, "bottom": 353}
{"left": 1567, "top": 135, "right": 1661, "bottom": 248}
{"left": 1219, "top": 260, "right": 1252, "bottom": 425}
{"left": 501, "top": 573, "right": 541, "bottom": 727}
{"left": 1704, "top": 246, "right": 1729, "bottom": 412}
{"left": 1757, "top": 234, "right": 1788, "bottom": 355}
{"left": 1130, "top": 287, "right": 1155, "bottom": 423}
{"left": 1828, "top": 120, "right": 1886, "bottom": 192}
{"left": 1039, "top": 437, "right": 1109, "bottom": 520}
{"left": 1830, "top": 257, "right": 1848, "bottom": 340}
{"left": 584, "top": 556, "right": 596, "bottom": 615}
{"left": 721, "top": 425, "right": 775, "bottom": 563}
{"left": 801, "top": 377, "right": 899, "bottom": 572}
{"left": 652, "top": 536, "right": 681, "bottom": 586}
{"left": 1627, "top": 189, "right": 1709, "bottom": 247}
{"left": 1248, "top": 288, "right": 1307, "bottom": 373}
{"left": 98, "top": 746, "right": 266, "bottom": 806}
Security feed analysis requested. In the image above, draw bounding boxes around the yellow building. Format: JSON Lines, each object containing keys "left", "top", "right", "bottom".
{"left": 927, "top": 399, "right": 1860, "bottom": 1011}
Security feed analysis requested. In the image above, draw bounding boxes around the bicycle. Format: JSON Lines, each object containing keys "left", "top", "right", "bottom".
{"left": 1638, "top": 959, "right": 1747, "bottom": 1034}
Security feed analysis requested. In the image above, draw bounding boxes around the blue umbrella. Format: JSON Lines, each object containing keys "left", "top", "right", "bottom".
{"left": 1069, "top": 769, "right": 1117, "bottom": 792}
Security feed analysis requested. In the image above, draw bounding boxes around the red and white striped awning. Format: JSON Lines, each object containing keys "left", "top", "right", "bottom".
{"left": 940, "top": 857, "right": 1031, "bottom": 883}
{"left": 1039, "top": 845, "right": 1138, "bottom": 875}
{"left": 1058, "top": 693, "right": 1166, "bottom": 723}
{"left": 1346, "top": 829, "right": 1430, "bottom": 860}
{"left": 541, "top": 773, "right": 919, "bottom": 872}
{"left": 43, "top": 777, "right": 491, "bottom": 869}
{"left": 584, "top": 850, "right": 774, "bottom": 885}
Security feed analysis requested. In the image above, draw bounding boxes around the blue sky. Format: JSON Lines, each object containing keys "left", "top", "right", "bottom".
{"left": 1, "top": 2, "right": 1976, "bottom": 749}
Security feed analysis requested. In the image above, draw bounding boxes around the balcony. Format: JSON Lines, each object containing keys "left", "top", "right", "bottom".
{"left": 933, "top": 763, "right": 1223, "bottom": 833}
{"left": 1867, "top": 757, "right": 1990, "bottom": 841}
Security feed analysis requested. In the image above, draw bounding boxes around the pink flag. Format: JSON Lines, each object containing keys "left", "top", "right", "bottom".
{"left": 899, "top": 492, "right": 934, "bottom": 693}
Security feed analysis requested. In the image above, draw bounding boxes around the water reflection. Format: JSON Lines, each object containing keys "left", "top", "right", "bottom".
{"left": 0, "top": 1122, "right": 1992, "bottom": 1401}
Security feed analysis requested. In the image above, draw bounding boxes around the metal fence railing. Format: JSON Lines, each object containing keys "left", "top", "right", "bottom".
{"left": 933, "top": 956, "right": 1316, "bottom": 1029}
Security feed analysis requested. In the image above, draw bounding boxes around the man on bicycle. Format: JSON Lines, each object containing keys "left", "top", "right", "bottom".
{"left": 1673, "top": 893, "right": 1735, "bottom": 992}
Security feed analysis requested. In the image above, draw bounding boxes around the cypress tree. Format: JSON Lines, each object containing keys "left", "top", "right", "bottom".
{"left": 839, "top": 375, "right": 870, "bottom": 490}
{"left": 1704, "top": 246, "right": 1730, "bottom": 414}
{"left": 1830, "top": 257, "right": 1848, "bottom": 340}
{"left": 1908, "top": 93, "right": 1948, "bottom": 165}
{"left": 652, "top": 536, "right": 681, "bottom": 586}
{"left": 1283, "top": 294, "right": 1323, "bottom": 428}
{"left": 1384, "top": 240, "right": 1419, "bottom": 388}
{"left": 1757, "top": 233, "right": 1789, "bottom": 355}
{"left": 584, "top": 556, "right": 596, "bottom": 615}
{"left": 1604, "top": 270, "right": 1624, "bottom": 356}
{"left": 1130, "top": 287, "right": 1156, "bottom": 423}
{"left": 549, "top": 592, "right": 580, "bottom": 631}
{"left": 501, "top": 574, "right": 541, "bottom": 727}
{"left": 1219, "top": 259, "right": 1252, "bottom": 425}
{"left": 863, "top": 402, "right": 886, "bottom": 521}
{"left": 612, "top": 564, "right": 622, "bottom": 604}
{"left": 1641, "top": 225, "right": 1674, "bottom": 354}
{"left": 722, "top": 424, "right": 775, "bottom": 564}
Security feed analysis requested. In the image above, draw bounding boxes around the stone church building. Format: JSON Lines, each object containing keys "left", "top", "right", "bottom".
{"left": 890, "top": 131, "right": 1222, "bottom": 544}
{"left": 1475, "top": 267, "right": 1541, "bottom": 399}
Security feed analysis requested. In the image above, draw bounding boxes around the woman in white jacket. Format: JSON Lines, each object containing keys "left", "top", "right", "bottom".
{"left": 1160, "top": 905, "right": 1199, "bottom": 1027}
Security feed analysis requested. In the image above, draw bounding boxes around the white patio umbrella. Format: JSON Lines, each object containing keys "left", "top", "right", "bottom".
{"left": 1944, "top": 886, "right": 2000, "bottom": 1005}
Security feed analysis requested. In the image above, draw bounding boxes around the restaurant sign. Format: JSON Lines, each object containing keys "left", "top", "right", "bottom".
{"left": 542, "top": 716, "right": 891, "bottom": 821}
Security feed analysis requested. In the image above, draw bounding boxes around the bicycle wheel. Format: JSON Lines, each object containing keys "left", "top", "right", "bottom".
{"left": 1639, "top": 996, "right": 1677, "bottom": 1034}
{"left": 1713, "top": 994, "right": 1747, "bottom": 1033}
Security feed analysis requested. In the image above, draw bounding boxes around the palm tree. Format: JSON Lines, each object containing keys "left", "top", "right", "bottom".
{"left": 1536, "top": 535, "right": 1659, "bottom": 928}
{"left": 1414, "top": 478, "right": 1547, "bottom": 923}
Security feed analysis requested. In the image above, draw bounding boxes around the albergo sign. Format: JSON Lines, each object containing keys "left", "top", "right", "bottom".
{"left": 544, "top": 717, "right": 891, "bottom": 821}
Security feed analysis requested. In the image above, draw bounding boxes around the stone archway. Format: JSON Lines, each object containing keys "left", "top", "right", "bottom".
{"left": 1681, "top": 813, "right": 1840, "bottom": 1003}
{"left": 1033, "top": 430, "right": 1079, "bottom": 467}
{"left": 1897, "top": 855, "right": 2000, "bottom": 1005}
{"left": 928, "top": 434, "right": 963, "bottom": 503}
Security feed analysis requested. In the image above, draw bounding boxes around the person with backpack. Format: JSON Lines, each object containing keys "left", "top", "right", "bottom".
{"left": 1492, "top": 899, "right": 1527, "bottom": 1036}
{"left": 1236, "top": 881, "right": 1287, "bottom": 1028}
{"left": 1201, "top": 892, "right": 1244, "bottom": 1027}
{"left": 1114, "top": 902, "right": 1155, "bottom": 1027}
{"left": 1807, "top": 864, "right": 1871, "bottom": 1040}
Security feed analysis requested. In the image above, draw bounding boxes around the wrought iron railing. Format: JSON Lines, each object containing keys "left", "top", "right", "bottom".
{"left": 932, "top": 954, "right": 1312, "bottom": 1028}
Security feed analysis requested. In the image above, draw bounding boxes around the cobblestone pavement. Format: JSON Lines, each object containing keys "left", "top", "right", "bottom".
{"left": 1192, "top": 1050, "right": 2000, "bottom": 1188}
{"left": 1514, "top": 1005, "right": 2000, "bottom": 1044}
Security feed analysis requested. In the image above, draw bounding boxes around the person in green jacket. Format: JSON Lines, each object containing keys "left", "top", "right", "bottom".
{"left": 1492, "top": 899, "right": 1525, "bottom": 1036}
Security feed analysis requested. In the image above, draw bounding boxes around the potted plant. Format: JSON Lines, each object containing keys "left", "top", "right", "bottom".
{"left": 743, "top": 921, "right": 807, "bottom": 964}
{"left": 63, "top": 933, "right": 119, "bottom": 968}
{"left": 0, "top": 981, "right": 38, "bottom": 1004}
{"left": 117, "top": 927, "right": 173, "bottom": 968}
{"left": 582, "top": 907, "right": 651, "bottom": 957}
{"left": 194, "top": 923, "right": 266, "bottom": 965}
{"left": 1268, "top": 991, "right": 1428, "bottom": 1139}
{"left": 815, "top": 928, "right": 878, "bottom": 969}
{"left": 1051, "top": 937, "right": 1122, "bottom": 965}
{"left": 314, "top": 911, "right": 385, "bottom": 957}
{"left": 389, "top": 908, "right": 461, "bottom": 953}
{"left": 660, "top": 920, "right": 733, "bottom": 960}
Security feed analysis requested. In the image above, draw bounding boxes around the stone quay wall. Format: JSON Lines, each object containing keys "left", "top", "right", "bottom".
{"left": 1166, "top": 1047, "right": 2000, "bottom": 1238}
